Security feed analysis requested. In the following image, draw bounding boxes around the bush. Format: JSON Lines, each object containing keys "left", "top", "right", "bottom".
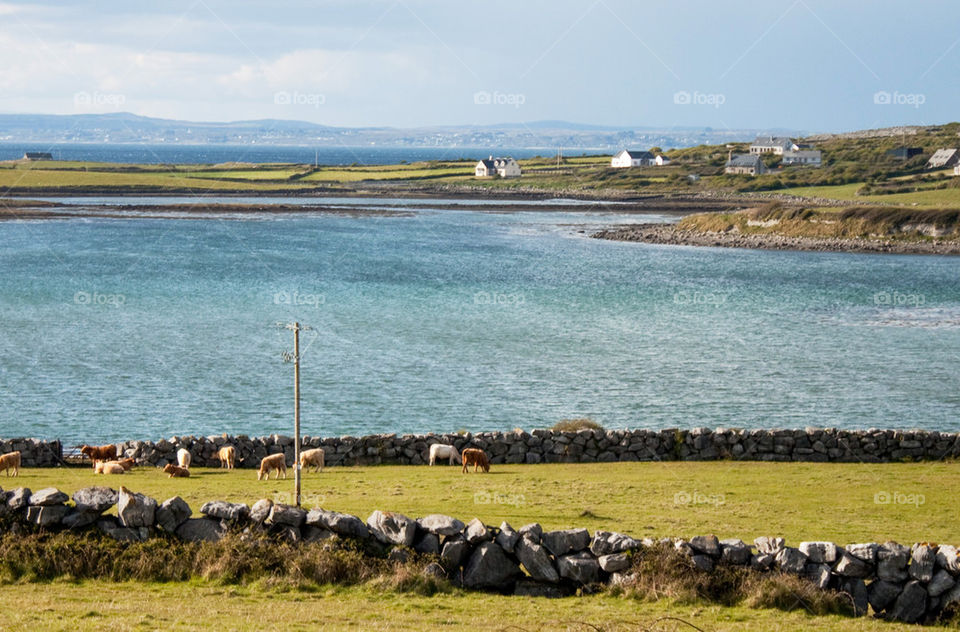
{"left": 551, "top": 418, "right": 603, "bottom": 432}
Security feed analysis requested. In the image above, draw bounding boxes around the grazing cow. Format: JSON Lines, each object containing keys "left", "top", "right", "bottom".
{"left": 81, "top": 444, "right": 117, "bottom": 467}
{"left": 257, "top": 453, "right": 287, "bottom": 480}
{"left": 163, "top": 464, "right": 190, "bottom": 478}
{"left": 0, "top": 451, "right": 21, "bottom": 477}
{"left": 461, "top": 448, "right": 490, "bottom": 473}
{"left": 116, "top": 458, "right": 136, "bottom": 471}
{"left": 95, "top": 461, "right": 125, "bottom": 475}
{"left": 299, "top": 448, "right": 325, "bottom": 473}
{"left": 429, "top": 444, "right": 461, "bottom": 466}
{"left": 218, "top": 446, "right": 236, "bottom": 469}
{"left": 176, "top": 448, "right": 191, "bottom": 469}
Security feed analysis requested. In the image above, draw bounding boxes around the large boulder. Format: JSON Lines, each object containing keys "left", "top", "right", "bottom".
{"left": 269, "top": 504, "right": 306, "bottom": 528}
{"left": 28, "top": 488, "right": 69, "bottom": 506}
{"left": 117, "top": 487, "right": 157, "bottom": 528}
{"left": 889, "top": 580, "right": 927, "bottom": 623}
{"left": 557, "top": 551, "right": 600, "bottom": 585}
{"left": 688, "top": 535, "right": 721, "bottom": 557}
{"left": 62, "top": 508, "right": 101, "bottom": 529}
{"left": 719, "top": 539, "right": 752, "bottom": 565}
{"left": 775, "top": 547, "right": 808, "bottom": 574}
{"left": 805, "top": 562, "right": 831, "bottom": 589}
{"left": 72, "top": 487, "right": 118, "bottom": 513}
{"left": 6, "top": 487, "right": 31, "bottom": 511}
{"left": 515, "top": 536, "right": 559, "bottom": 583}
{"left": 306, "top": 509, "right": 369, "bottom": 539}
{"left": 833, "top": 550, "right": 873, "bottom": 578}
{"left": 440, "top": 536, "right": 471, "bottom": 570}
{"left": 909, "top": 543, "right": 936, "bottom": 582}
{"left": 542, "top": 528, "right": 590, "bottom": 557}
{"left": 518, "top": 523, "right": 543, "bottom": 543}
{"left": 877, "top": 542, "right": 910, "bottom": 582}
{"left": 413, "top": 532, "right": 440, "bottom": 555}
{"left": 25, "top": 505, "right": 69, "bottom": 527}
{"left": 417, "top": 514, "right": 465, "bottom": 536}
{"left": 799, "top": 541, "right": 838, "bottom": 564}
{"left": 867, "top": 579, "right": 903, "bottom": 613}
{"left": 250, "top": 499, "right": 273, "bottom": 524}
{"left": 176, "top": 517, "right": 228, "bottom": 542}
{"left": 754, "top": 536, "right": 784, "bottom": 555}
{"left": 464, "top": 518, "right": 491, "bottom": 544}
{"left": 838, "top": 578, "right": 870, "bottom": 617}
{"left": 589, "top": 530, "right": 639, "bottom": 556}
{"left": 928, "top": 569, "right": 956, "bottom": 597}
{"left": 156, "top": 496, "right": 192, "bottom": 533}
{"left": 495, "top": 522, "right": 520, "bottom": 553}
{"left": 845, "top": 542, "right": 879, "bottom": 563}
{"left": 598, "top": 553, "right": 631, "bottom": 573}
{"left": 936, "top": 545, "right": 960, "bottom": 575}
{"left": 200, "top": 500, "right": 249, "bottom": 523}
{"left": 367, "top": 510, "right": 416, "bottom": 547}
{"left": 462, "top": 541, "right": 521, "bottom": 590}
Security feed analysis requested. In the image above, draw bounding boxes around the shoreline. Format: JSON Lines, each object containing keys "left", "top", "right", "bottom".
{"left": 592, "top": 223, "right": 960, "bottom": 256}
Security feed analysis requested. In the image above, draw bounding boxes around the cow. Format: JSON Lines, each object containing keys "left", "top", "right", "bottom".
{"left": 0, "top": 451, "right": 20, "bottom": 477}
{"left": 429, "top": 444, "right": 461, "bottom": 466}
{"left": 217, "top": 446, "right": 236, "bottom": 469}
{"left": 80, "top": 444, "right": 117, "bottom": 467}
{"left": 176, "top": 448, "right": 191, "bottom": 469}
{"left": 461, "top": 448, "right": 490, "bottom": 473}
{"left": 116, "top": 458, "right": 136, "bottom": 471}
{"left": 299, "top": 448, "right": 325, "bottom": 473}
{"left": 163, "top": 464, "right": 190, "bottom": 478}
{"left": 95, "top": 461, "right": 125, "bottom": 475}
{"left": 257, "top": 453, "right": 286, "bottom": 480}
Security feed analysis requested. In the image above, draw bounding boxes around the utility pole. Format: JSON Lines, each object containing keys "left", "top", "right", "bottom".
{"left": 279, "top": 321, "right": 311, "bottom": 507}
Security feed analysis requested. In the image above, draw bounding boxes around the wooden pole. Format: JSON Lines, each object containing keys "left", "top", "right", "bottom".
{"left": 293, "top": 322, "right": 301, "bottom": 508}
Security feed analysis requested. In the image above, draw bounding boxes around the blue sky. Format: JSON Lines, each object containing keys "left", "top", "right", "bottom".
{"left": 1, "top": 0, "right": 958, "bottom": 132}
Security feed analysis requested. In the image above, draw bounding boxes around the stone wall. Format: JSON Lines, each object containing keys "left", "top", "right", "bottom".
{"left": 3, "top": 427, "right": 959, "bottom": 468}
{"left": 1, "top": 483, "right": 958, "bottom": 624}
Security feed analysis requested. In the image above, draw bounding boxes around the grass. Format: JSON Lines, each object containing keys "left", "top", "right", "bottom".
{"left": 7, "top": 461, "right": 959, "bottom": 544}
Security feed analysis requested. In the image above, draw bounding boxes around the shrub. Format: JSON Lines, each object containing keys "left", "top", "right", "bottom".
{"left": 551, "top": 418, "right": 603, "bottom": 432}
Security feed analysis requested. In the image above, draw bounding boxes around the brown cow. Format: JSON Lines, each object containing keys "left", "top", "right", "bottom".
{"left": 257, "top": 453, "right": 286, "bottom": 480}
{"left": 299, "top": 448, "right": 325, "bottom": 473}
{"left": 218, "top": 446, "right": 236, "bottom": 469}
{"left": 461, "top": 448, "right": 490, "bottom": 473}
{"left": 95, "top": 461, "right": 125, "bottom": 475}
{"left": 116, "top": 458, "right": 136, "bottom": 471}
{"left": 0, "top": 451, "right": 20, "bottom": 477}
{"left": 81, "top": 444, "right": 117, "bottom": 467}
{"left": 163, "top": 464, "right": 190, "bottom": 478}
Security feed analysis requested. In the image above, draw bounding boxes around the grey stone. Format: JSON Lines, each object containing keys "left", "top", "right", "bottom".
{"left": 557, "top": 551, "right": 600, "bottom": 584}
{"left": 799, "top": 541, "right": 838, "bottom": 564}
{"left": 249, "top": 499, "right": 273, "bottom": 524}
{"left": 25, "top": 504, "right": 69, "bottom": 527}
{"left": 833, "top": 550, "right": 873, "bottom": 578}
{"left": 689, "top": 535, "right": 721, "bottom": 557}
{"left": 838, "top": 577, "right": 869, "bottom": 617}
{"left": 805, "top": 562, "right": 831, "bottom": 589}
{"left": 156, "top": 496, "right": 192, "bottom": 533}
{"left": 62, "top": 508, "right": 101, "bottom": 529}
{"left": 598, "top": 553, "right": 631, "bottom": 573}
{"left": 909, "top": 543, "right": 936, "bottom": 582}
{"left": 6, "top": 487, "right": 30, "bottom": 511}
{"left": 72, "top": 487, "right": 118, "bottom": 513}
{"left": 28, "top": 487, "right": 69, "bottom": 506}
{"left": 515, "top": 536, "right": 559, "bottom": 583}
{"left": 117, "top": 488, "right": 157, "bottom": 528}
{"left": 306, "top": 509, "right": 369, "bottom": 539}
{"left": 514, "top": 579, "right": 563, "bottom": 598}
{"left": 200, "top": 500, "right": 249, "bottom": 523}
{"left": 417, "top": 514, "right": 465, "bottom": 536}
{"left": 440, "top": 536, "right": 471, "bottom": 570}
{"left": 495, "top": 522, "right": 520, "bottom": 553}
{"left": 845, "top": 542, "right": 879, "bottom": 563}
{"left": 868, "top": 579, "right": 903, "bottom": 613}
{"left": 691, "top": 554, "right": 714, "bottom": 572}
{"left": 464, "top": 518, "right": 490, "bottom": 544}
{"left": 542, "top": 528, "right": 590, "bottom": 557}
{"left": 877, "top": 542, "right": 910, "bottom": 582}
{"left": 269, "top": 503, "right": 306, "bottom": 528}
{"left": 751, "top": 553, "right": 775, "bottom": 570}
{"left": 518, "top": 523, "right": 542, "bottom": 543}
{"left": 936, "top": 544, "right": 960, "bottom": 574}
{"left": 889, "top": 580, "right": 927, "bottom": 623}
{"left": 367, "top": 510, "right": 417, "bottom": 547}
{"left": 176, "top": 517, "right": 228, "bottom": 542}
{"left": 719, "top": 539, "right": 752, "bottom": 565}
{"left": 413, "top": 531, "right": 440, "bottom": 555}
{"left": 927, "top": 569, "right": 956, "bottom": 597}
{"left": 754, "top": 536, "right": 784, "bottom": 555}
{"left": 775, "top": 547, "right": 808, "bottom": 574}
{"left": 589, "top": 530, "right": 640, "bottom": 556}
{"left": 303, "top": 526, "right": 334, "bottom": 543}
{"left": 462, "top": 541, "right": 521, "bottom": 590}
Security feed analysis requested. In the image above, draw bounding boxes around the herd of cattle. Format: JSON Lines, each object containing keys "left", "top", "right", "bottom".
{"left": 0, "top": 442, "right": 493, "bottom": 477}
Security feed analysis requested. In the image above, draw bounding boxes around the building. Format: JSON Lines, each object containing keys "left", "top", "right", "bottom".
{"left": 475, "top": 156, "right": 521, "bottom": 178}
{"left": 782, "top": 150, "right": 822, "bottom": 167}
{"left": 23, "top": 152, "right": 53, "bottom": 161}
{"left": 725, "top": 153, "right": 767, "bottom": 176}
{"left": 954, "top": 165, "right": 960, "bottom": 177}
{"left": 654, "top": 154, "right": 671, "bottom": 166}
{"left": 749, "top": 136, "right": 796, "bottom": 155}
{"left": 886, "top": 147, "right": 923, "bottom": 161}
{"left": 926, "top": 148, "right": 959, "bottom": 169}
{"left": 610, "top": 149, "right": 655, "bottom": 168}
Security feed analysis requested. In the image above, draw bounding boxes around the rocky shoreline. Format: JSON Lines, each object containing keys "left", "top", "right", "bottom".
{"left": 592, "top": 223, "right": 960, "bottom": 256}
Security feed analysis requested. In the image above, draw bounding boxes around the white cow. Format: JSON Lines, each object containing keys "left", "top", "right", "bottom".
{"left": 429, "top": 443, "right": 462, "bottom": 466}
{"left": 177, "top": 448, "right": 192, "bottom": 469}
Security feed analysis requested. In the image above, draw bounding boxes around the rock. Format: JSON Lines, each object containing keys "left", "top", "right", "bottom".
{"left": 775, "top": 547, "right": 808, "bottom": 574}
{"left": 542, "top": 528, "right": 590, "bottom": 557}
{"left": 754, "top": 536, "right": 785, "bottom": 555}
{"left": 269, "top": 504, "right": 306, "bottom": 528}
{"left": 751, "top": 553, "right": 775, "bottom": 570}
{"left": 845, "top": 542, "right": 879, "bottom": 563}
{"left": 25, "top": 504, "right": 69, "bottom": 527}
{"left": 909, "top": 543, "right": 936, "bottom": 582}
{"left": 495, "top": 522, "right": 520, "bottom": 553}
{"left": 805, "top": 562, "right": 831, "bottom": 589}
{"left": 799, "top": 541, "right": 838, "bottom": 564}
{"left": 156, "top": 496, "right": 192, "bottom": 533}
{"left": 200, "top": 500, "right": 249, "bottom": 523}
{"left": 6, "top": 487, "right": 31, "bottom": 511}
{"left": 303, "top": 526, "right": 334, "bottom": 543}
{"left": 519, "top": 523, "right": 542, "bottom": 543}
{"left": 388, "top": 547, "right": 410, "bottom": 563}
{"left": 936, "top": 545, "right": 960, "bottom": 575}
{"left": 117, "top": 487, "right": 157, "bottom": 528}
{"left": 689, "top": 535, "right": 721, "bottom": 557}
{"left": 462, "top": 541, "right": 521, "bottom": 590}
{"left": 868, "top": 579, "right": 903, "bottom": 613}
{"left": 589, "top": 530, "right": 639, "bottom": 556}
{"left": 464, "top": 518, "right": 491, "bottom": 544}
{"left": 249, "top": 499, "right": 273, "bottom": 524}
{"left": 367, "top": 511, "right": 417, "bottom": 547}
{"left": 417, "top": 514, "right": 465, "bottom": 536}
{"left": 928, "top": 569, "right": 956, "bottom": 597}
{"left": 833, "top": 550, "right": 873, "bottom": 578}
{"left": 28, "top": 488, "right": 69, "bottom": 506}
{"left": 306, "top": 509, "right": 369, "bottom": 539}
{"left": 598, "top": 553, "right": 631, "bottom": 573}
{"left": 440, "top": 536, "right": 471, "bottom": 570}
{"left": 720, "top": 539, "right": 752, "bottom": 565}
{"left": 943, "top": 583, "right": 960, "bottom": 607}
{"left": 514, "top": 579, "right": 564, "bottom": 598}
{"left": 877, "top": 542, "right": 910, "bottom": 582}
{"left": 889, "top": 580, "right": 927, "bottom": 623}
{"left": 691, "top": 554, "right": 714, "bottom": 572}
{"left": 62, "top": 508, "right": 101, "bottom": 529}
{"left": 557, "top": 551, "right": 600, "bottom": 584}
{"left": 838, "top": 578, "right": 870, "bottom": 617}
{"left": 72, "top": 487, "right": 117, "bottom": 513}
{"left": 515, "top": 536, "right": 559, "bottom": 583}
{"left": 413, "top": 531, "right": 440, "bottom": 555}
{"left": 176, "top": 517, "right": 228, "bottom": 542}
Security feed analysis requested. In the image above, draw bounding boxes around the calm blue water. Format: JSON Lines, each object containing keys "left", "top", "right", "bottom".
{"left": 0, "top": 143, "right": 552, "bottom": 165}
{"left": 1, "top": 200, "right": 959, "bottom": 443}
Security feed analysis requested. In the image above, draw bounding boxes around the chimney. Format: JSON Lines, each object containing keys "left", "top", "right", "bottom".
{"left": 728, "top": 149, "right": 733, "bottom": 162}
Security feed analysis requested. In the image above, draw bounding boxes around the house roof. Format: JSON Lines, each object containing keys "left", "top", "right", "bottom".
{"left": 751, "top": 136, "right": 793, "bottom": 147}
{"left": 617, "top": 149, "right": 654, "bottom": 160}
{"left": 477, "top": 159, "right": 496, "bottom": 169}
{"left": 727, "top": 154, "right": 763, "bottom": 168}
{"left": 927, "top": 148, "right": 958, "bottom": 165}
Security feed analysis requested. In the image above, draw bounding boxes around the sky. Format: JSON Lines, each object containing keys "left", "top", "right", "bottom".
{"left": 0, "top": 0, "right": 958, "bottom": 133}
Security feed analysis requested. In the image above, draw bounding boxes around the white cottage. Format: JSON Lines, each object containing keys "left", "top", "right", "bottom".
{"left": 611, "top": 149, "right": 655, "bottom": 168}
{"left": 475, "top": 156, "right": 521, "bottom": 178}
{"left": 749, "top": 136, "right": 796, "bottom": 155}
{"left": 782, "top": 150, "right": 822, "bottom": 167}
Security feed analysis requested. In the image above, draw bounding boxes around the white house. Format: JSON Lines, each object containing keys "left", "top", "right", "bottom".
{"left": 725, "top": 153, "right": 767, "bottom": 176}
{"left": 782, "top": 150, "right": 822, "bottom": 167}
{"left": 611, "top": 149, "right": 654, "bottom": 168}
{"left": 475, "top": 156, "right": 521, "bottom": 178}
{"left": 927, "top": 148, "right": 960, "bottom": 170}
{"left": 954, "top": 165, "right": 960, "bottom": 177}
{"left": 749, "top": 136, "right": 796, "bottom": 155}
{"left": 654, "top": 154, "right": 671, "bottom": 166}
